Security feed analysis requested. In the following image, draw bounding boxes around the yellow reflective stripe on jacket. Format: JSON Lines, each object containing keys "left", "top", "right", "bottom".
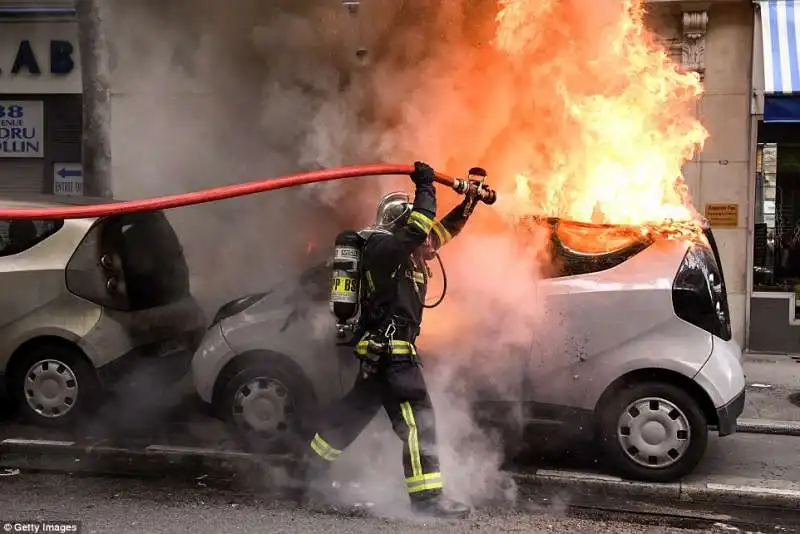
{"left": 405, "top": 472, "right": 444, "bottom": 493}
{"left": 406, "top": 271, "right": 425, "bottom": 285}
{"left": 389, "top": 340, "right": 416, "bottom": 355}
{"left": 355, "top": 339, "right": 417, "bottom": 356}
{"left": 309, "top": 433, "right": 342, "bottom": 462}
{"left": 408, "top": 211, "right": 434, "bottom": 234}
{"left": 431, "top": 221, "right": 453, "bottom": 246}
{"left": 400, "top": 402, "right": 423, "bottom": 478}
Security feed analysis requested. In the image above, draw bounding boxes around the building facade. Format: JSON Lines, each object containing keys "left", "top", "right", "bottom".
{"left": 746, "top": 0, "right": 800, "bottom": 354}
{"left": 646, "top": 0, "right": 800, "bottom": 355}
{"left": 0, "top": 1, "right": 83, "bottom": 196}
{"left": 3, "top": 0, "right": 796, "bottom": 354}
{"left": 644, "top": 0, "right": 754, "bottom": 351}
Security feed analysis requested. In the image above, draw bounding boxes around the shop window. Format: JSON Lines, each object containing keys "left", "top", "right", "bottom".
{"left": 753, "top": 139, "right": 800, "bottom": 317}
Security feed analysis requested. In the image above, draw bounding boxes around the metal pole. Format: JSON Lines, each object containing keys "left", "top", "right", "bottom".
{"left": 76, "top": 0, "right": 112, "bottom": 198}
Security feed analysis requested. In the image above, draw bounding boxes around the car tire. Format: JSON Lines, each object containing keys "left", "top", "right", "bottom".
{"left": 217, "top": 358, "right": 314, "bottom": 454}
{"left": 596, "top": 381, "right": 708, "bottom": 482}
{"left": 9, "top": 343, "right": 101, "bottom": 428}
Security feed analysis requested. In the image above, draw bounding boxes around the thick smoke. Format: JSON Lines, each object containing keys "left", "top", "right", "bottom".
{"left": 99, "top": 0, "right": 694, "bottom": 515}
{"left": 104, "top": 0, "right": 395, "bottom": 313}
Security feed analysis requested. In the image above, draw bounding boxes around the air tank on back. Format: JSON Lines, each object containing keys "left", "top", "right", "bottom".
{"left": 330, "top": 230, "right": 363, "bottom": 334}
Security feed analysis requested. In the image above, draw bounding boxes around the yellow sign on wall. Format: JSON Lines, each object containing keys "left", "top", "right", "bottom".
{"left": 704, "top": 203, "right": 739, "bottom": 227}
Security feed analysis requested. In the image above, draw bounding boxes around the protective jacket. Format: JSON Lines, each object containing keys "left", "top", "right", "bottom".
{"left": 356, "top": 183, "right": 472, "bottom": 350}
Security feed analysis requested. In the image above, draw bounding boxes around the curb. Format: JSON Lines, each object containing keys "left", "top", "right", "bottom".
{"left": 515, "top": 469, "right": 800, "bottom": 511}
{"left": 3, "top": 438, "right": 800, "bottom": 512}
{"left": 735, "top": 418, "right": 800, "bottom": 436}
{"left": 744, "top": 352, "right": 800, "bottom": 363}
{"left": 0, "top": 438, "right": 295, "bottom": 481}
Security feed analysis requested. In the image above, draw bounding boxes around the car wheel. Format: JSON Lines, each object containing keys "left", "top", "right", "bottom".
{"left": 596, "top": 381, "right": 708, "bottom": 482}
{"left": 218, "top": 360, "right": 314, "bottom": 454}
{"left": 10, "top": 344, "right": 100, "bottom": 428}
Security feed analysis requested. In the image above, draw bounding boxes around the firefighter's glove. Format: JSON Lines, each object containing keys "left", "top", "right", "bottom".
{"left": 410, "top": 161, "right": 435, "bottom": 187}
{"left": 357, "top": 336, "right": 385, "bottom": 377}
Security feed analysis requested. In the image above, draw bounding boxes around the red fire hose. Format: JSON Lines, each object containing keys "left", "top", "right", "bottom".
{"left": 0, "top": 164, "right": 485, "bottom": 220}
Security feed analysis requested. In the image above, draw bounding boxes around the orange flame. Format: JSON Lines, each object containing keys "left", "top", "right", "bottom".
{"left": 485, "top": 0, "right": 707, "bottom": 227}
{"left": 392, "top": 0, "right": 709, "bottom": 353}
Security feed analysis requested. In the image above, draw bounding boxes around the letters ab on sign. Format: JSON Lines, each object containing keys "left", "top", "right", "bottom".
{"left": 0, "top": 39, "right": 75, "bottom": 77}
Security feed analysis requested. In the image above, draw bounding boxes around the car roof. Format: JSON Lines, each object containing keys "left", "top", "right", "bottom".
{"left": 0, "top": 193, "right": 120, "bottom": 210}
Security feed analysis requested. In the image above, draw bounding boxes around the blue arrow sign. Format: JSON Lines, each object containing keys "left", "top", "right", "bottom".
{"left": 58, "top": 167, "right": 81, "bottom": 179}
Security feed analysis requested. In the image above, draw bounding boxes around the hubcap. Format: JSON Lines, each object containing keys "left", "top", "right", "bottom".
{"left": 231, "top": 377, "right": 294, "bottom": 437}
{"left": 23, "top": 359, "right": 79, "bottom": 418}
{"left": 617, "top": 396, "right": 691, "bottom": 469}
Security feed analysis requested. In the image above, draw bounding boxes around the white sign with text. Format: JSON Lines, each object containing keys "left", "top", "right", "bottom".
{"left": 0, "top": 101, "right": 44, "bottom": 158}
{"left": 53, "top": 163, "right": 83, "bottom": 196}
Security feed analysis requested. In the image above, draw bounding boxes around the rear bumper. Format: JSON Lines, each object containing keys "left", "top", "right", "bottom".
{"left": 96, "top": 327, "right": 206, "bottom": 390}
{"left": 716, "top": 386, "right": 746, "bottom": 437}
{"left": 693, "top": 335, "right": 745, "bottom": 413}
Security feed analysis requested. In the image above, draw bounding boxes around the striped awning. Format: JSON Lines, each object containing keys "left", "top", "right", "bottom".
{"left": 0, "top": 0, "right": 74, "bottom": 15}
{"left": 759, "top": 0, "right": 800, "bottom": 94}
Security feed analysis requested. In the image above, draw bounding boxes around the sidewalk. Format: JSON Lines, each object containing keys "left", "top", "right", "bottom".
{"left": 741, "top": 354, "right": 800, "bottom": 423}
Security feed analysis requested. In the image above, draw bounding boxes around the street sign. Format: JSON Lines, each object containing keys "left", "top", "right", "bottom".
{"left": 0, "top": 101, "right": 44, "bottom": 158}
{"left": 53, "top": 163, "right": 83, "bottom": 196}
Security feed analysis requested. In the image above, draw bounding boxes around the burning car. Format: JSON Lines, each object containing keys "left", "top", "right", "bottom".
{"left": 190, "top": 216, "right": 744, "bottom": 483}
{"left": 0, "top": 194, "right": 206, "bottom": 428}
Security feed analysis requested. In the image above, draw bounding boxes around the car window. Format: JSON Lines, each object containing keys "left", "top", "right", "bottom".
{"left": 110, "top": 212, "right": 190, "bottom": 310}
{"left": 0, "top": 219, "right": 63, "bottom": 257}
{"left": 65, "top": 211, "right": 189, "bottom": 312}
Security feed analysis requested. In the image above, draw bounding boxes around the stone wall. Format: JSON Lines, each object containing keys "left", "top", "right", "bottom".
{"left": 647, "top": 0, "right": 754, "bottom": 347}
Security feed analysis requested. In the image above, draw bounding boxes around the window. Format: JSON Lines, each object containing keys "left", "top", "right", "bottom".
{"left": 112, "top": 212, "right": 190, "bottom": 310}
{"left": 65, "top": 211, "right": 190, "bottom": 311}
{"left": 753, "top": 142, "right": 800, "bottom": 292}
{"left": 753, "top": 124, "right": 800, "bottom": 318}
{"left": 0, "top": 219, "right": 63, "bottom": 257}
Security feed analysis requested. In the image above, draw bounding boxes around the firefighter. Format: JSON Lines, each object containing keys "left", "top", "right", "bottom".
{"left": 301, "top": 161, "right": 488, "bottom": 519}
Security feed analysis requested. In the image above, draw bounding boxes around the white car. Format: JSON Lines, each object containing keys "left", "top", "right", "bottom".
{"left": 0, "top": 195, "right": 206, "bottom": 428}
{"left": 190, "top": 216, "right": 744, "bottom": 482}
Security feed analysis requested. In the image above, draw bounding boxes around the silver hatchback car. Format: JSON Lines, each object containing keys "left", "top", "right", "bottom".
{"left": 191, "top": 216, "right": 745, "bottom": 482}
{"left": 0, "top": 194, "right": 206, "bottom": 427}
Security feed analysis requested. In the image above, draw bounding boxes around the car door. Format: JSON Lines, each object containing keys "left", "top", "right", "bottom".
{"left": 289, "top": 260, "right": 356, "bottom": 399}
{"left": 0, "top": 218, "right": 68, "bottom": 330}
{"left": 521, "top": 218, "right": 653, "bottom": 432}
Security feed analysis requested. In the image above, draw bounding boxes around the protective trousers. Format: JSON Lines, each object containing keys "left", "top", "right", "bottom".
{"left": 308, "top": 355, "right": 444, "bottom": 500}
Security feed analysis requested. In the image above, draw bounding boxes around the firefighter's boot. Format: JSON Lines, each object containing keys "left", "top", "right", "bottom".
{"left": 294, "top": 453, "right": 332, "bottom": 507}
{"left": 410, "top": 495, "right": 471, "bottom": 519}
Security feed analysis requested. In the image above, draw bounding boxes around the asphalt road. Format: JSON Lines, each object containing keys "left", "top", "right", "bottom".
{"left": 0, "top": 472, "right": 777, "bottom": 534}
{"left": 4, "top": 388, "right": 800, "bottom": 486}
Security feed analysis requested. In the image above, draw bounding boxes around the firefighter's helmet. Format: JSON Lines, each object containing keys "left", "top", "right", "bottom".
{"left": 375, "top": 191, "right": 412, "bottom": 230}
